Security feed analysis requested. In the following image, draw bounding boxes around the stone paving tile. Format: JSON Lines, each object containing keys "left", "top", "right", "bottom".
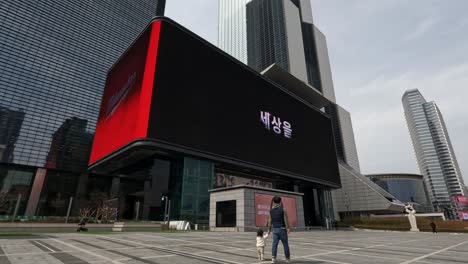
{"left": 309, "top": 253, "right": 404, "bottom": 264}
{"left": 7, "top": 254, "right": 65, "bottom": 264}
{"left": 0, "top": 231, "right": 467, "bottom": 264}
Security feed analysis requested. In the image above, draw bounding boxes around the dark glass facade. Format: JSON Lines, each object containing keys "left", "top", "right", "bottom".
{"left": 369, "top": 174, "right": 432, "bottom": 212}
{"left": 247, "top": 0, "right": 289, "bottom": 72}
{"left": 0, "top": 0, "right": 159, "bottom": 217}
{"left": 246, "top": 0, "right": 322, "bottom": 91}
{"left": 0, "top": 0, "right": 157, "bottom": 171}
{"left": 0, "top": 164, "right": 35, "bottom": 217}
{"left": 0, "top": 106, "right": 25, "bottom": 163}
{"left": 301, "top": 22, "right": 322, "bottom": 91}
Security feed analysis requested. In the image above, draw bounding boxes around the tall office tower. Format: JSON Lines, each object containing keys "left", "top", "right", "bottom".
{"left": 218, "top": 0, "right": 406, "bottom": 221}
{"left": 245, "top": 0, "right": 337, "bottom": 102}
{"left": 403, "top": 89, "right": 465, "bottom": 212}
{"left": 0, "top": 0, "right": 160, "bottom": 217}
{"left": 219, "top": 0, "right": 399, "bottom": 222}
{"left": 218, "top": 0, "right": 251, "bottom": 64}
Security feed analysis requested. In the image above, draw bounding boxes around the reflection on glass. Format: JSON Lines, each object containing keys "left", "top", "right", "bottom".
{"left": 45, "top": 117, "right": 93, "bottom": 172}
{"left": 0, "top": 165, "right": 34, "bottom": 216}
{"left": 0, "top": 106, "right": 25, "bottom": 163}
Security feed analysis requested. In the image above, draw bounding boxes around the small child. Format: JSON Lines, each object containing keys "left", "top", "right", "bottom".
{"left": 256, "top": 229, "right": 269, "bottom": 261}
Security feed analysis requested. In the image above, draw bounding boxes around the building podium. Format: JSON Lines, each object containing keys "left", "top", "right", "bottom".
{"left": 209, "top": 185, "right": 305, "bottom": 232}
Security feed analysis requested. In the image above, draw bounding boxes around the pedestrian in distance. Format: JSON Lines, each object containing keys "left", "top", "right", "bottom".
{"left": 430, "top": 221, "right": 437, "bottom": 234}
{"left": 77, "top": 217, "right": 88, "bottom": 232}
{"left": 256, "top": 229, "right": 269, "bottom": 261}
{"left": 268, "top": 196, "right": 291, "bottom": 263}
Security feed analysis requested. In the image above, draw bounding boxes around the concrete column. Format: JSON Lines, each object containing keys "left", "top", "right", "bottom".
{"left": 24, "top": 168, "right": 47, "bottom": 217}
{"left": 110, "top": 177, "right": 120, "bottom": 198}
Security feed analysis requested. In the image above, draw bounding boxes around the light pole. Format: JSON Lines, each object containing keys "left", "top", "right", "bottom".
{"left": 161, "top": 195, "right": 170, "bottom": 224}
{"left": 344, "top": 192, "right": 350, "bottom": 223}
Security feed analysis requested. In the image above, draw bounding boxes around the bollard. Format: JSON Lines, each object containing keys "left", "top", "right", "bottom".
{"left": 65, "top": 197, "right": 73, "bottom": 223}
{"left": 11, "top": 194, "right": 22, "bottom": 222}
{"left": 135, "top": 201, "right": 140, "bottom": 221}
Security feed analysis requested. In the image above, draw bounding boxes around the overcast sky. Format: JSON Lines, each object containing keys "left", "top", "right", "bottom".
{"left": 166, "top": 0, "right": 468, "bottom": 183}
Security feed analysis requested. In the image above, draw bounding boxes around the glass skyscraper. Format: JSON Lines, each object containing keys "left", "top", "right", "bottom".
{"left": 0, "top": 0, "right": 159, "bottom": 217}
{"left": 218, "top": 0, "right": 407, "bottom": 221}
{"left": 403, "top": 89, "right": 465, "bottom": 212}
{"left": 218, "top": 0, "right": 251, "bottom": 64}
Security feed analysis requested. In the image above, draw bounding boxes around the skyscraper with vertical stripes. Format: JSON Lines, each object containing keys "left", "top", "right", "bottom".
{"left": 218, "top": 0, "right": 406, "bottom": 222}
{"left": 403, "top": 89, "right": 465, "bottom": 212}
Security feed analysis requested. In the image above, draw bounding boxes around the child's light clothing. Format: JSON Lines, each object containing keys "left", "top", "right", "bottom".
{"left": 256, "top": 233, "right": 269, "bottom": 261}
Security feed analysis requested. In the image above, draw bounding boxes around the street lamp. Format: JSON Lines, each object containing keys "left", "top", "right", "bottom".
{"left": 161, "top": 195, "right": 170, "bottom": 224}
{"left": 344, "top": 192, "right": 351, "bottom": 222}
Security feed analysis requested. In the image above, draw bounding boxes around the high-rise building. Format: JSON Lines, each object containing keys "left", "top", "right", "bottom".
{"left": 403, "top": 89, "right": 465, "bottom": 212}
{"left": 0, "top": 0, "right": 160, "bottom": 217}
{"left": 218, "top": 0, "right": 404, "bottom": 221}
{"left": 218, "top": 0, "right": 251, "bottom": 64}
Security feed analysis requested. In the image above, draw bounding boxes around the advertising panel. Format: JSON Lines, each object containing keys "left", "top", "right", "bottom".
{"left": 148, "top": 20, "right": 339, "bottom": 186}
{"left": 89, "top": 18, "right": 339, "bottom": 186}
{"left": 458, "top": 211, "right": 468, "bottom": 220}
{"left": 453, "top": 195, "right": 468, "bottom": 206}
{"left": 89, "top": 22, "right": 161, "bottom": 164}
{"left": 254, "top": 193, "right": 297, "bottom": 227}
{"left": 453, "top": 196, "right": 468, "bottom": 220}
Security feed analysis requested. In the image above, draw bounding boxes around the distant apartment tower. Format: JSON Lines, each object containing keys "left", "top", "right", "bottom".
{"left": 403, "top": 89, "right": 465, "bottom": 211}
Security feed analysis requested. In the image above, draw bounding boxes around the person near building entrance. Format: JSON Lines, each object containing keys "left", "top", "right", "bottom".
{"left": 430, "top": 221, "right": 437, "bottom": 234}
{"left": 267, "top": 196, "right": 291, "bottom": 263}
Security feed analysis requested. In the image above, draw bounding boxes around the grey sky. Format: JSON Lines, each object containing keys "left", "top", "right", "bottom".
{"left": 165, "top": 0, "right": 468, "bottom": 183}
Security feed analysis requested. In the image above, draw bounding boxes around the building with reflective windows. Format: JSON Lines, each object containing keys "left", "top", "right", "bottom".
{"left": 218, "top": 0, "right": 405, "bottom": 222}
{"left": 403, "top": 89, "right": 465, "bottom": 213}
{"left": 0, "top": 0, "right": 160, "bottom": 217}
{"left": 87, "top": 17, "right": 341, "bottom": 226}
{"left": 367, "top": 173, "right": 432, "bottom": 213}
{"left": 0, "top": 106, "right": 25, "bottom": 163}
{"left": 218, "top": 0, "right": 251, "bottom": 64}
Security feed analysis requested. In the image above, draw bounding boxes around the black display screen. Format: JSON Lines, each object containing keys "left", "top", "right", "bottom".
{"left": 149, "top": 20, "right": 340, "bottom": 186}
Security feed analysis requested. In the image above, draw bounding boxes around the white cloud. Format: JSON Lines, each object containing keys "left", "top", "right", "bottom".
{"left": 403, "top": 17, "right": 437, "bottom": 42}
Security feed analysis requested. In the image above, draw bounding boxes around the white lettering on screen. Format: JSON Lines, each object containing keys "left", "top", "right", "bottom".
{"left": 260, "top": 111, "right": 292, "bottom": 139}
{"left": 105, "top": 72, "right": 136, "bottom": 118}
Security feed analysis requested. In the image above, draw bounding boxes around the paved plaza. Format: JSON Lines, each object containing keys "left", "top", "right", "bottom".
{"left": 0, "top": 230, "right": 467, "bottom": 264}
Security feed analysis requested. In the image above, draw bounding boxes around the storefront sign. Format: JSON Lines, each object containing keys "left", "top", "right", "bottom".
{"left": 255, "top": 193, "right": 297, "bottom": 227}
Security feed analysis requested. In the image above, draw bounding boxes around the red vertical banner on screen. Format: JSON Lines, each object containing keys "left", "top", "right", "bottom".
{"left": 89, "top": 21, "right": 161, "bottom": 165}
{"left": 255, "top": 193, "right": 297, "bottom": 227}
{"left": 136, "top": 22, "right": 161, "bottom": 137}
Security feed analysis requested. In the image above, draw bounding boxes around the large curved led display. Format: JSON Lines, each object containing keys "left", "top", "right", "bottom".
{"left": 89, "top": 18, "right": 340, "bottom": 187}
